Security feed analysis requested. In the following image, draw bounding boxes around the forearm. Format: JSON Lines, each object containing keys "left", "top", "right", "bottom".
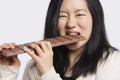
{"left": 22, "top": 65, "right": 62, "bottom": 80}
{"left": 40, "top": 67, "right": 62, "bottom": 80}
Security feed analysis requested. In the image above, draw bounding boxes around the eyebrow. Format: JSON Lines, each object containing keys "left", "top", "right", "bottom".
{"left": 60, "top": 9, "right": 87, "bottom": 13}
{"left": 59, "top": 11, "right": 67, "bottom": 13}
{"left": 74, "top": 9, "right": 87, "bottom": 13}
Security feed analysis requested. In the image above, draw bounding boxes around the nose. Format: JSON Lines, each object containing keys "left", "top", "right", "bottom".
{"left": 66, "top": 16, "right": 76, "bottom": 29}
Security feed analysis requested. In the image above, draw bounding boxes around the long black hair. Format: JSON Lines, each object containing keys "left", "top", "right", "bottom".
{"left": 44, "top": 0, "right": 117, "bottom": 79}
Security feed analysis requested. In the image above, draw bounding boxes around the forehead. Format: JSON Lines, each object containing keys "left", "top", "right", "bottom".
{"left": 60, "top": 0, "right": 88, "bottom": 11}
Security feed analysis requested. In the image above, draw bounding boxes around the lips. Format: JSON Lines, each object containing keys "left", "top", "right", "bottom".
{"left": 65, "top": 30, "right": 86, "bottom": 42}
{"left": 66, "top": 31, "right": 80, "bottom": 36}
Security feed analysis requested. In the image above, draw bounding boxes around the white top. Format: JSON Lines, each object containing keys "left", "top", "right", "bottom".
{"left": 0, "top": 50, "right": 120, "bottom": 80}
{"left": 0, "top": 65, "right": 19, "bottom": 80}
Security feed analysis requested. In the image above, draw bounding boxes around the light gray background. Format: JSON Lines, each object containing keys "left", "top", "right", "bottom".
{"left": 0, "top": 0, "right": 120, "bottom": 80}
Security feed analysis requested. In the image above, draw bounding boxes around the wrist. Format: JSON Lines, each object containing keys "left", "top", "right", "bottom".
{"left": 36, "top": 65, "right": 53, "bottom": 76}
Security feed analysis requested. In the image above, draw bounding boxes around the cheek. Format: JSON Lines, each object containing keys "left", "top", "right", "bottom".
{"left": 78, "top": 17, "right": 93, "bottom": 37}
{"left": 78, "top": 18, "right": 92, "bottom": 29}
{"left": 58, "top": 19, "right": 67, "bottom": 27}
{"left": 58, "top": 19, "right": 67, "bottom": 35}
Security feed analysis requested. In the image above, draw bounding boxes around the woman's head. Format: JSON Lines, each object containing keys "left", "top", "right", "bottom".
{"left": 45, "top": 0, "right": 113, "bottom": 78}
{"left": 44, "top": 0, "right": 107, "bottom": 51}
{"left": 58, "top": 0, "right": 93, "bottom": 50}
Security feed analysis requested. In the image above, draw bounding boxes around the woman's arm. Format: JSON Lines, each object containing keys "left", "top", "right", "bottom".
{"left": 22, "top": 60, "right": 62, "bottom": 80}
{"left": 0, "top": 65, "right": 20, "bottom": 80}
{"left": 0, "top": 43, "right": 20, "bottom": 80}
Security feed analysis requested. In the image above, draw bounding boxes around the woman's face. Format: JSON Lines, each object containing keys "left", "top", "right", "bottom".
{"left": 58, "top": 0, "right": 93, "bottom": 51}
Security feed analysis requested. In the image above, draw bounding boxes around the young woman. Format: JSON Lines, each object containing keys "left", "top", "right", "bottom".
{"left": 0, "top": 0, "right": 120, "bottom": 80}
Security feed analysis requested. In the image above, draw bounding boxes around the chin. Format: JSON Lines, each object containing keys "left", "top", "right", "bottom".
{"left": 65, "top": 41, "right": 85, "bottom": 51}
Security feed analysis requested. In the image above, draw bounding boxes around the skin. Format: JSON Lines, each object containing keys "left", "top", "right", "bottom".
{"left": 0, "top": 43, "right": 20, "bottom": 66}
{"left": 58, "top": 0, "right": 92, "bottom": 51}
{"left": 58, "top": 0, "right": 93, "bottom": 76}
{"left": 0, "top": 0, "right": 93, "bottom": 77}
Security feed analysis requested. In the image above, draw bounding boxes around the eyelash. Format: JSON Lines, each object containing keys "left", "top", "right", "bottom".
{"left": 59, "top": 14, "right": 86, "bottom": 18}
{"left": 59, "top": 15, "right": 67, "bottom": 17}
{"left": 76, "top": 14, "right": 86, "bottom": 16}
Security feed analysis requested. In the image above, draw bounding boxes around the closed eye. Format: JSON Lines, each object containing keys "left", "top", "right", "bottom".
{"left": 59, "top": 15, "right": 67, "bottom": 18}
{"left": 76, "top": 14, "right": 86, "bottom": 16}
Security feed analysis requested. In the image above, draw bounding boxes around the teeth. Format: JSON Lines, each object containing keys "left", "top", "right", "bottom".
{"left": 66, "top": 32, "right": 79, "bottom": 35}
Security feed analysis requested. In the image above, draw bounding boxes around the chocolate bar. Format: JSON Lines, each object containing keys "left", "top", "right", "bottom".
{"left": 0, "top": 35, "right": 85, "bottom": 57}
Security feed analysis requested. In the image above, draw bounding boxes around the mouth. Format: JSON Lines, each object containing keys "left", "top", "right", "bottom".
{"left": 66, "top": 31, "right": 86, "bottom": 41}
{"left": 66, "top": 32, "right": 80, "bottom": 36}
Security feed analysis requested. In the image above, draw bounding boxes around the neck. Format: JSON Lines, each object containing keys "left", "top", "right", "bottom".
{"left": 65, "top": 47, "right": 84, "bottom": 77}
{"left": 68, "top": 47, "right": 84, "bottom": 68}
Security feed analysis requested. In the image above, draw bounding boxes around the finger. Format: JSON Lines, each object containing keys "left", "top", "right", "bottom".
{"left": 46, "top": 42, "right": 53, "bottom": 52}
{"left": 8, "top": 43, "right": 16, "bottom": 49}
{"left": 2, "top": 43, "right": 10, "bottom": 49}
{"left": 10, "top": 42, "right": 17, "bottom": 48}
{"left": 35, "top": 41, "right": 48, "bottom": 53}
{"left": 24, "top": 46, "right": 38, "bottom": 60}
{"left": 34, "top": 41, "right": 53, "bottom": 54}
{"left": 30, "top": 44, "right": 43, "bottom": 56}
{"left": 1, "top": 43, "right": 16, "bottom": 49}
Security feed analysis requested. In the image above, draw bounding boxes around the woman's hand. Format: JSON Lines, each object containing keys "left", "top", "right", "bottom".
{"left": 23, "top": 41, "right": 53, "bottom": 76}
{"left": 0, "top": 43, "right": 20, "bottom": 66}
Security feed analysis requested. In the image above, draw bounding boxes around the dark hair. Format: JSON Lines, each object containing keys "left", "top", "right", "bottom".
{"left": 44, "top": 0, "right": 62, "bottom": 38}
{"left": 44, "top": 0, "right": 117, "bottom": 79}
